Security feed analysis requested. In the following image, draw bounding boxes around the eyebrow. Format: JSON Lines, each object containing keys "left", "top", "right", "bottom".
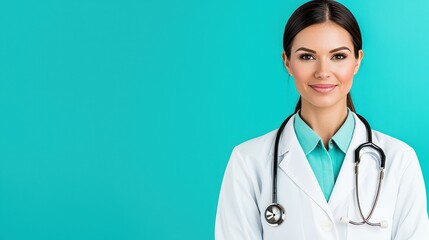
{"left": 295, "top": 46, "right": 352, "bottom": 53}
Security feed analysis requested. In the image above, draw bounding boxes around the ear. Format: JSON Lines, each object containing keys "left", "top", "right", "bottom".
{"left": 282, "top": 51, "right": 293, "bottom": 75}
{"left": 353, "top": 50, "right": 364, "bottom": 75}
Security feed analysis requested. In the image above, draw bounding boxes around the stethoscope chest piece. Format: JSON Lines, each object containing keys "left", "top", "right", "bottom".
{"left": 265, "top": 203, "right": 285, "bottom": 226}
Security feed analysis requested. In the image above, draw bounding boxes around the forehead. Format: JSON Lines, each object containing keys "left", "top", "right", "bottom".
{"left": 291, "top": 22, "right": 354, "bottom": 52}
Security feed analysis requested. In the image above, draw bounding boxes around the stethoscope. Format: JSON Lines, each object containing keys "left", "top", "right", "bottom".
{"left": 264, "top": 112, "right": 388, "bottom": 228}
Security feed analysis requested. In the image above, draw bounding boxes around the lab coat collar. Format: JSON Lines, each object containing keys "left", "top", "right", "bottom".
{"left": 269, "top": 113, "right": 334, "bottom": 222}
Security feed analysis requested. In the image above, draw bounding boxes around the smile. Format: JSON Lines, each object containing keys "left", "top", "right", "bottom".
{"left": 309, "top": 84, "right": 337, "bottom": 93}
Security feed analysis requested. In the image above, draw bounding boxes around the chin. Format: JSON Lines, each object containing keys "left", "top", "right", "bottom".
{"left": 303, "top": 97, "right": 346, "bottom": 110}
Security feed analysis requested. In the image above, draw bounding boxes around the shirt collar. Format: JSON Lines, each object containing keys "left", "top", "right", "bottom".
{"left": 293, "top": 108, "right": 355, "bottom": 154}
{"left": 294, "top": 112, "right": 320, "bottom": 155}
{"left": 331, "top": 109, "right": 355, "bottom": 153}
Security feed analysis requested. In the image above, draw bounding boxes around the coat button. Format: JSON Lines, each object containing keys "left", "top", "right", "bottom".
{"left": 320, "top": 221, "right": 333, "bottom": 232}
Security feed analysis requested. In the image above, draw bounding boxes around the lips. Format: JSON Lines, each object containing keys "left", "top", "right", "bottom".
{"left": 309, "top": 84, "right": 337, "bottom": 93}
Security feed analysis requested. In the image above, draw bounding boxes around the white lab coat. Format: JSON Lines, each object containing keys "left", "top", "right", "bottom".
{"left": 215, "top": 112, "right": 429, "bottom": 239}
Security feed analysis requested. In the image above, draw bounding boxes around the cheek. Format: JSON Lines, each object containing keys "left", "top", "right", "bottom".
{"left": 335, "top": 64, "right": 355, "bottom": 85}
{"left": 290, "top": 64, "right": 313, "bottom": 81}
{"left": 291, "top": 70, "right": 309, "bottom": 93}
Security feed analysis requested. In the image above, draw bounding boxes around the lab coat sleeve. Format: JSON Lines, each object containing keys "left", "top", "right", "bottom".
{"left": 215, "top": 146, "right": 263, "bottom": 240}
{"left": 392, "top": 148, "right": 429, "bottom": 239}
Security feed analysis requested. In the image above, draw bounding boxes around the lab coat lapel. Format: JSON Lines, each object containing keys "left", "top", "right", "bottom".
{"left": 275, "top": 115, "right": 334, "bottom": 222}
{"left": 328, "top": 112, "right": 369, "bottom": 211}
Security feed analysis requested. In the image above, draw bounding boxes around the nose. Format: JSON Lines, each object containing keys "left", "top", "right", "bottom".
{"left": 314, "top": 59, "right": 331, "bottom": 79}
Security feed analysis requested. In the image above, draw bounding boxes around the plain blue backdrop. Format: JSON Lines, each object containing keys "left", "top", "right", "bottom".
{"left": 0, "top": 0, "right": 428, "bottom": 239}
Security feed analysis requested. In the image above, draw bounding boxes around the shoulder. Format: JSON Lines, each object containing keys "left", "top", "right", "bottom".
{"left": 371, "top": 129, "right": 418, "bottom": 175}
{"left": 372, "top": 129, "right": 414, "bottom": 154}
{"left": 234, "top": 129, "right": 277, "bottom": 158}
{"left": 227, "top": 129, "right": 278, "bottom": 172}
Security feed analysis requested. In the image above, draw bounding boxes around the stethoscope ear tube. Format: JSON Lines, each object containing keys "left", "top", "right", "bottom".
{"left": 355, "top": 143, "right": 386, "bottom": 169}
{"left": 355, "top": 113, "right": 386, "bottom": 168}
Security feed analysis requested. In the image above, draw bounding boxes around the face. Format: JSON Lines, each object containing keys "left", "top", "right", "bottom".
{"left": 282, "top": 22, "right": 363, "bottom": 111}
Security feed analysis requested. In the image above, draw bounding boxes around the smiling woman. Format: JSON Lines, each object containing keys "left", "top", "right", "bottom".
{"left": 215, "top": 0, "right": 429, "bottom": 239}
{"left": 283, "top": 21, "right": 363, "bottom": 148}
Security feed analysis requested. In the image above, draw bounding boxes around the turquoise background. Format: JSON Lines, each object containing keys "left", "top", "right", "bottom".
{"left": 0, "top": 0, "right": 428, "bottom": 239}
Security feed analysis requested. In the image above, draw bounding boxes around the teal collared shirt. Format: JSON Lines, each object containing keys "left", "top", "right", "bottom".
{"left": 293, "top": 109, "right": 355, "bottom": 201}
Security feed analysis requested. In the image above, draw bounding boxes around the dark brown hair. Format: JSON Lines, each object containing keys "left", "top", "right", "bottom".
{"left": 283, "top": 0, "right": 361, "bottom": 113}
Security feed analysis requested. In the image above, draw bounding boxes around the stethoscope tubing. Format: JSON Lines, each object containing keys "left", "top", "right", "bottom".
{"left": 272, "top": 114, "right": 294, "bottom": 204}
{"left": 352, "top": 160, "right": 385, "bottom": 226}
{"left": 267, "top": 112, "right": 387, "bottom": 227}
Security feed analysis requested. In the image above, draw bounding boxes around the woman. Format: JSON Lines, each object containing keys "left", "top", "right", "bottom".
{"left": 215, "top": 0, "right": 429, "bottom": 239}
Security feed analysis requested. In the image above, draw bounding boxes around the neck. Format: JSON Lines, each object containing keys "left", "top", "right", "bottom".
{"left": 299, "top": 100, "right": 349, "bottom": 149}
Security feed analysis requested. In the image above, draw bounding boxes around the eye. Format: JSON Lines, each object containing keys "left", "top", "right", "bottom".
{"left": 299, "top": 54, "right": 315, "bottom": 61}
{"left": 332, "top": 53, "right": 347, "bottom": 60}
